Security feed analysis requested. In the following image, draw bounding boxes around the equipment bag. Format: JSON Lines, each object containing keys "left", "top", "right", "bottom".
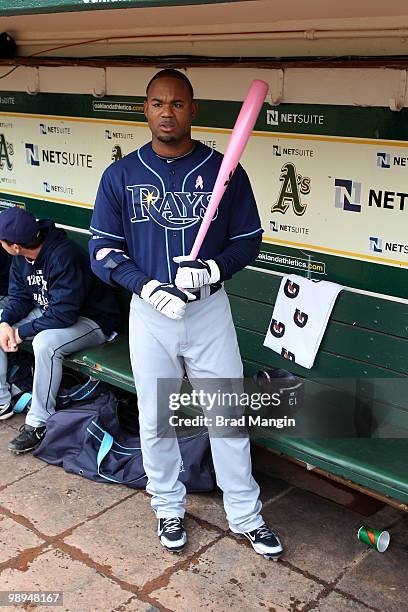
{"left": 34, "top": 392, "right": 216, "bottom": 492}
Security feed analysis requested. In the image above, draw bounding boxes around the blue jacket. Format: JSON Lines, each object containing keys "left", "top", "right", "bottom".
{"left": 0, "top": 248, "right": 10, "bottom": 297}
{"left": 0, "top": 220, "right": 120, "bottom": 339}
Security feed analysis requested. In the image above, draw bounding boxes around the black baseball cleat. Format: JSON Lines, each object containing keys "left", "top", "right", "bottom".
{"left": 241, "top": 524, "right": 283, "bottom": 560}
{"left": 8, "top": 425, "right": 46, "bottom": 454}
{"left": 0, "top": 402, "right": 13, "bottom": 421}
{"left": 158, "top": 517, "right": 187, "bottom": 553}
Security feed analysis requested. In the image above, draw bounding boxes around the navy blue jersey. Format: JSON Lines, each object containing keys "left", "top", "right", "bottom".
{"left": 90, "top": 142, "right": 262, "bottom": 292}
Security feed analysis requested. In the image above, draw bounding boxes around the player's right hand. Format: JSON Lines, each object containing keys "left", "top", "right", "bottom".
{"left": 140, "top": 280, "right": 196, "bottom": 320}
{"left": 0, "top": 322, "right": 18, "bottom": 352}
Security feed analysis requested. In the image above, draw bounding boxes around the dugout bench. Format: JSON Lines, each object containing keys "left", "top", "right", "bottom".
{"left": 32, "top": 231, "right": 408, "bottom": 510}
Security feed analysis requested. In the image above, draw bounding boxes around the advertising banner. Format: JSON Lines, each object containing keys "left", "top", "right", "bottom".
{"left": 1, "top": 92, "right": 408, "bottom": 295}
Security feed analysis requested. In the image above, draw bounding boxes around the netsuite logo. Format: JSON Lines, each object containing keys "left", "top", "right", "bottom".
{"left": 376, "top": 151, "right": 408, "bottom": 169}
{"left": 43, "top": 181, "right": 74, "bottom": 196}
{"left": 25, "top": 143, "right": 92, "bottom": 168}
{"left": 25, "top": 143, "right": 40, "bottom": 166}
{"left": 39, "top": 123, "right": 71, "bottom": 136}
{"left": 269, "top": 220, "right": 309, "bottom": 235}
{"left": 272, "top": 144, "right": 314, "bottom": 158}
{"left": 377, "top": 152, "right": 391, "bottom": 168}
{"left": 105, "top": 129, "right": 134, "bottom": 140}
{"left": 369, "top": 236, "right": 383, "bottom": 252}
{"left": 266, "top": 110, "right": 324, "bottom": 126}
{"left": 334, "top": 179, "right": 362, "bottom": 212}
{"left": 369, "top": 236, "right": 408, "bottom": 255}
{"left": 266, "top": 110, "right": 279, "bottom": 126}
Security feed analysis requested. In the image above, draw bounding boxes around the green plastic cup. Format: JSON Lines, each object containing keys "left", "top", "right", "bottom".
{"left": 358, "top": 525, "right": 390, "bottom": 552}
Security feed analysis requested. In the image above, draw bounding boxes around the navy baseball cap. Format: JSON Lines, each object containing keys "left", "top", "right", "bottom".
{"left": 0, "top": 207, "right": 39, "bottom": 244}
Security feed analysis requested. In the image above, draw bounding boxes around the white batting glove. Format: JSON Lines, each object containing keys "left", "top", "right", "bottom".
{"left": 140, "top": 280, "right": 196, "bottom": 320}
{"left": 173, "top": 257, "right": 221, "bottom": 289}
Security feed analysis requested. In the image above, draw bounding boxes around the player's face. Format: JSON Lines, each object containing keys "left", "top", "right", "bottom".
{"left": 0, "top": 240, "right": 17, "bottom": 255}
{"left": 144, "top": 77, "right": 197, "bottom": 154}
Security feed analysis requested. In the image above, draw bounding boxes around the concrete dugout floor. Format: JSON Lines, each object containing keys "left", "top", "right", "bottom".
{"left": 0, "top": 414, "right": 407, "bottom": 612}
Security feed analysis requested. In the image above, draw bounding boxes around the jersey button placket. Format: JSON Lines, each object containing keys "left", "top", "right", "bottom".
{"left": 170, "top": 170, "right": 177, "bottom": 237}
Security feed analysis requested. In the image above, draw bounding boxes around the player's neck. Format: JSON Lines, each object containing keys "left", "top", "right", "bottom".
{"left": 151, "top": 137, "right": 195, "bottom": 159}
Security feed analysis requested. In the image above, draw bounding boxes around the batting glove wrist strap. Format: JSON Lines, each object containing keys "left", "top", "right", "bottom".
{"left": 174, "top": 258, "right": 220, "bottom": 289}
{"left": 141, "top": 280, "right": 196, "bottom": 320}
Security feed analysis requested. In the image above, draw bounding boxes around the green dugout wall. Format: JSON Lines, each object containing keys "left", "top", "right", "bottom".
{"left": 1, "top": 70, "right": 408, "bottom": 296}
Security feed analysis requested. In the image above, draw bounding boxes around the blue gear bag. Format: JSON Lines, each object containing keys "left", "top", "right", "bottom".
{"left": 34, "top": 392, "right": 216, "bottom": 492}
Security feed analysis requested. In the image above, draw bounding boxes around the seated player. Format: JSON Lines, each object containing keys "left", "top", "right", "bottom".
{"left": 0, "top": 207, "right": 120, "bottom": 452}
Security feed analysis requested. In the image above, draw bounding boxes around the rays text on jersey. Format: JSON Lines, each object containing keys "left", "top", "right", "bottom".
{"left": 126, "top": 184, "right": 218, "bottom": 230}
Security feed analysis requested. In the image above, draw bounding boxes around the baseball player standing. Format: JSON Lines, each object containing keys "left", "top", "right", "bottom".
{"left": 90, "top": 69, "right": 283, "bottom": 559}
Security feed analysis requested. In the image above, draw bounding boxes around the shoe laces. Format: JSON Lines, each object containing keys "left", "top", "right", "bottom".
{"left": 162, "top": 517, "right": 182, "bottom": 533}
{"left": 16, "top": 424, "right": 34, "bottom": 440}
{"left": 255, "top": 525, "right": 276, "bottom": 540}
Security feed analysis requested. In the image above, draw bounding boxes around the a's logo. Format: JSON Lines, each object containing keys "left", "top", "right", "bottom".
{"left": 281, "top": 348, "right": 295, "bottom": 362}
{"left": 334, "top": 178, "right": 362, "bottom": 212}
{"left": 377, "top": 152, "right": 391, "bottom": 168}
{"left": 126, "top": 184, "right": 216, "bottom": 230}
{"left": 25, "top": 143, "right": 40, "bottom": 166}
{"left": 0, "top": 134, "right": 14, "bottom": 170}
{"left": 294, "top": 309, "right": 308, "bottom": 328}
{"left": 266, "top": 110, "right": 279, "bottom": 126}
{"left": 271, "top": 163, "right": 310, "bottom": 216}
{"left": 369, "top": 236, "right": 383, "bottom": 253}
{"left": 273, "top": 144, "right": 282, "bottom": 156}
{"left": 195, "top": 175, "right": 204, "bottom": 190}
{"left": 270, "top": 319, "right": 286, "bottom": 338}
{"left": 270, "top": 220, "right": 279, "bottom": 232}
{"left": 112, "top": 145, "right": 123, "bottom": 162}
{"left": 284, "top": 279, "right": 300, "bottom": 298}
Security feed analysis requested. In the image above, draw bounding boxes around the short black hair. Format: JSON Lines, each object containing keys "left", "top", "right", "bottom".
{"left": 146, "top": 69, "right": 194, "bottom": 100}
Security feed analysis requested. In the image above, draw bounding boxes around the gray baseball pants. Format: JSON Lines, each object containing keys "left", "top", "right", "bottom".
{"left": 0, "top": 307, "right": 106, "bottom": 427}
{"left": 129, "top": 288, "right": 264, "bottom": 533}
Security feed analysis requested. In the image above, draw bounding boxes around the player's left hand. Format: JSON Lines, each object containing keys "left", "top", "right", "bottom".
{"left": 174, "top": 256, "right": 220, "bottom": 289}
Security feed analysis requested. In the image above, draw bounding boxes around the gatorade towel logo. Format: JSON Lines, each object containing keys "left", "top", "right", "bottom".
{"left": 294, "top": 309, "right": 308, "bottom": 328}
{"left": 270, "top": 319, "right": 286, "bottom": 338}
{"left": 367, "top": 530, "right": 376, "bottom": 545}
{"left": 281, "top": 348, "right": 295, "bottom": 362}
{"left": 284, "top": 279, "right": 300, "bottom": 299}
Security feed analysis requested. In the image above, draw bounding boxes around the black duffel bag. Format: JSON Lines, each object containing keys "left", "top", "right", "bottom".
{"left": 34, "top": 392, "right": 215, "bottom": 492}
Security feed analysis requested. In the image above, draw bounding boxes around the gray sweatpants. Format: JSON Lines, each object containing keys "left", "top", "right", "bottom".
{"left": 0, "top": 308, "right": 106, "bottom": 427}
{"left": 129, "top": 288, "right": 264, "bottom": 533}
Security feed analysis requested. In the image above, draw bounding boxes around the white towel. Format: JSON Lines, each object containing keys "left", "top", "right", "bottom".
{"left": 263, "top": 274, "right": 343, "bottom": 369}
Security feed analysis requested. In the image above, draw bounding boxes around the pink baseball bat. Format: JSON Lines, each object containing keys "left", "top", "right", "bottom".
{"left": 189, "top": 79, "right": 269, "bottom": 260}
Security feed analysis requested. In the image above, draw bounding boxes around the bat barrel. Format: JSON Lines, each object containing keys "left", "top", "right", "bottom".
{"left": 189, "top": 79, "right": 269, "bottom": 260}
